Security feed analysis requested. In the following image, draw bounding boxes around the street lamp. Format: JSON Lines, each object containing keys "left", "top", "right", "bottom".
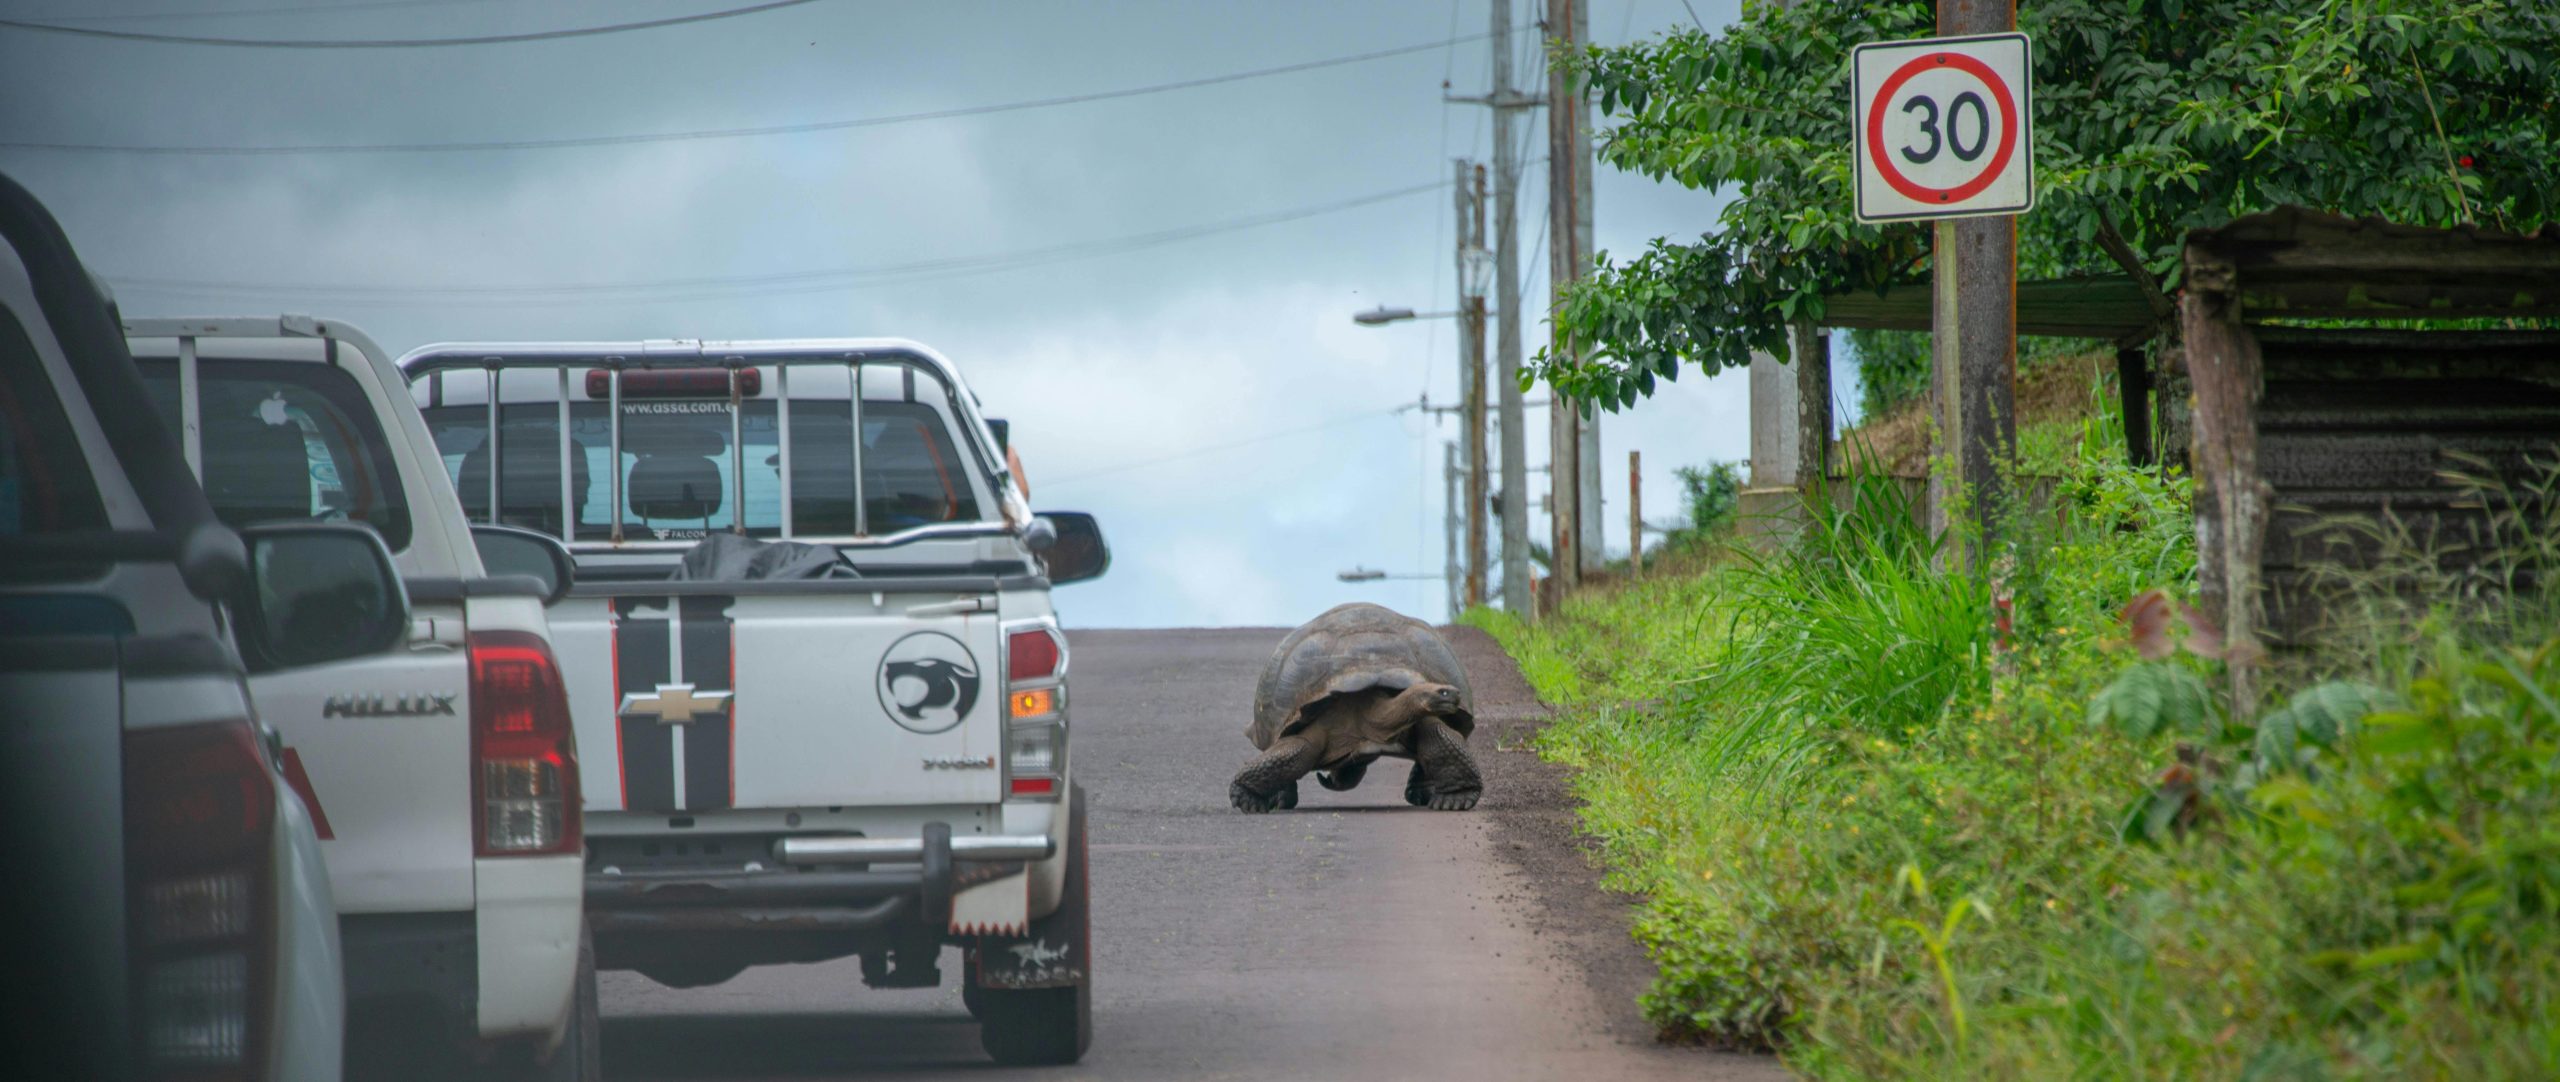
{"left": 1351, "top": 305, "right": 1463, "bottom": 326}
{"left": 1337, "top": 566, "right": 1438, "bottom": 583}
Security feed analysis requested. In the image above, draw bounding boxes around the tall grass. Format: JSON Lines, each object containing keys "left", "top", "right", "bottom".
{"left": 1489, "top": 416, "right": 2560, "bottom": 1076}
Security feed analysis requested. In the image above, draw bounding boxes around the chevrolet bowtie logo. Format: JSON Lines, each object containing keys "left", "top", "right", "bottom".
{"left": 619, "top": 682, "right": 733, "bottom": 726}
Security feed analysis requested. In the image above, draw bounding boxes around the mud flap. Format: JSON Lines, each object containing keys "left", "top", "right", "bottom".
{"left": 971, "top": 786, "right": 1089, "bottom": 990}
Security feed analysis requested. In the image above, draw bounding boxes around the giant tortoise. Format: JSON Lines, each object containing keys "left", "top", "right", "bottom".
{"left": 1230, "top": 603, "right": 1482, "bottom": 813}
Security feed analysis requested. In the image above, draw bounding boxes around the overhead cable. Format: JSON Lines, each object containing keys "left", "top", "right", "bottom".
{"left": 28, "top": 0, "right": 501, "bottom": 24}
{"left": 0, "top": 0, "right": 825, "bottom": 49}
{"left": 0, "top": 28, "right": 1507, "bottom": 155}
{"left": 107, "top": 178, "right": 1455, "bottom": 306}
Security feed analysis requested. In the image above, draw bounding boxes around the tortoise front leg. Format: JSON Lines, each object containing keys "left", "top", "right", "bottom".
{"left": 1230, "top": 736, "right": 1320, "bottom": 813}
{"left": 1402, "top": 718, "right": 1481, "bottom": 811}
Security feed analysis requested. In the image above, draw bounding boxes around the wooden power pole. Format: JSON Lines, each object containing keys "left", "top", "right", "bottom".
{"left": 1546, "top": 0, "right": 1601, "bottom": 586}
{"left": 1927, "top": 0, "right": 2020, "bottom": 551}
{"left": 1487, "top": 0, "right": 1535, "bottom": 614}
{"left": 1455, "top": 160, "right": 1491, "bottom": 608}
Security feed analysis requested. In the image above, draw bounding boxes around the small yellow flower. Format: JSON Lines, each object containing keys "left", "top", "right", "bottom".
{"left": 2044, "top": 898, "right": 2059, "bottom": 911}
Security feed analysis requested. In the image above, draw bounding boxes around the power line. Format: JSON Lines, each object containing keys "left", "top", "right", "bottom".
{"left": 0, "top": 0, "right": 825, "bottom": 49}
{"left": 1042, "top": 408, "right": 1402, "bottom": 489}
{"left": 106, "top": 178, "right": 1451, "bottom": 306}
{"left": 2, "top": 29, "right": 1501, "bottom": 155}
{"left": 29, "top": 0, "right": 502, "bottom": 24}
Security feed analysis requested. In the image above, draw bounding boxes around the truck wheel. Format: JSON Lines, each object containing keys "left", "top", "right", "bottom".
{"left": 536, "top": 928, "right": 602, "bottom": 1082}
{"left": 976, "top": 787, "right": 1091, "bottom": 1066}
{"left": 960, "top": 959, "right": 987, "bottom": 1019}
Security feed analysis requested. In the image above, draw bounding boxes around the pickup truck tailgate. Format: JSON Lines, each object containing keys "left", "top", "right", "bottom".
{"left": 549, "top": 584, "right": 1006, "bottom": 811}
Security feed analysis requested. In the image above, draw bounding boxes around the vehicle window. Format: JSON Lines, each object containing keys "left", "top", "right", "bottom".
{"left": 421, "top": 391, "right": 976, "bottom": 540}
{"left": 858, "top": 401, "right": 980, "bottom": 531}
{"left": 137, "top": 359, "right": 412, "bottom": 550}
{"left": 0, "top": 308, "right": 109, "bottom": 538}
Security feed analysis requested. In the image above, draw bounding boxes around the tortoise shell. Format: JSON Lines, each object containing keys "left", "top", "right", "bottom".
{"left": 1248, "top": 602, "right": 1475, "bottom": 750}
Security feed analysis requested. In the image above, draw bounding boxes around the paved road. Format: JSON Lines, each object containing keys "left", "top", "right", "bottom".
{"left": 601, "top": 627, "right": 1780, "bottom": 1081}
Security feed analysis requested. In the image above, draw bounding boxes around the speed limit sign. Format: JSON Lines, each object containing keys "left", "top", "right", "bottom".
{"left": 1850, "top": 33, "right": 2033, "bottom": 222}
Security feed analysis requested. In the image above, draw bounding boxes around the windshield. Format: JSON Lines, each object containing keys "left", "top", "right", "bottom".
{"left": 417, "top": 390, "right": 981, "bottom": 541}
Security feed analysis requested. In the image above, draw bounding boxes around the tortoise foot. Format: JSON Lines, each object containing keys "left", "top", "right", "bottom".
{"left": 1230, "top": 780, "right": 1299, "bottom": 813}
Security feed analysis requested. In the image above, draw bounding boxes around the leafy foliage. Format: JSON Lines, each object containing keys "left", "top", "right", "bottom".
{"left": 1486, "top": 400, "right": 2560, "bottom": 1076}
{"left": 1539, "top": 0, "right": 2560, "bottom": 409}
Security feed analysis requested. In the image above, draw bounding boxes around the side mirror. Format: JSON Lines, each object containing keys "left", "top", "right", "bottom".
{"left": 233, "top": 523, "right": 410, "bottom": 672}
{"left": 470, "top": 524, "right": 576, "bottom": 606}
{"left": 1033, "top": 511, "right": 1109, "bottom": 586}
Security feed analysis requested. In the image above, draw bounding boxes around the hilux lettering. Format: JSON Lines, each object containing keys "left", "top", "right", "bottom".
{"left": 322, "top": 692, "right": 458, "bottom": 718}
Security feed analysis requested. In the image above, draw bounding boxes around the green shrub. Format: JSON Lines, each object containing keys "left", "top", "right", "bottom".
{"left": 1483, "top": 420, "right": 2560, "bottom": 1078}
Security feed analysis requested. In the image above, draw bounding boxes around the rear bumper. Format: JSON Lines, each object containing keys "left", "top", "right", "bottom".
{"left": 586, "top": 817, "right": 1062, "bottom": 971}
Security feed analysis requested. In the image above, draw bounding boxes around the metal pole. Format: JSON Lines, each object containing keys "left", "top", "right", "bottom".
{"left": 557, "top": 366, "right": 573, "bottom": 541}
{"left": 1928, "top": 0, "right": 2020, "bottom": 557}
{"left": 1444, "top": 441, "right": 1462, "bottom": 622}
{"left": 1458, "top": 160, "right": 1490, "bottom": 609}
{"left": 607, "top": 366, "right": 623, "bottom": 544}
{"left": 1629, "top": 449, "right": 1643, "bottom": 574}
{"left": 848, "top": 363, "right": 868, "bottom": 537}
{"left": 728, "top": 366, "right": 746, "bottom": 535}
{"left": 1492, "top": 0, "right": 1532, "bottom": 615}
{"left": 776, "top": 363, "right": 794, "bottom": 537}
{"left": 176, "top": 335, "right": 201, "bottom": 477}
{"left": 485, "top": 367, "right": 500, "bottom": 524}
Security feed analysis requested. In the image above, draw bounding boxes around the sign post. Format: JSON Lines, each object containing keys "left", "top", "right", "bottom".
{"left": 1851, "top": 21, "right": 2031, "bottom": 559}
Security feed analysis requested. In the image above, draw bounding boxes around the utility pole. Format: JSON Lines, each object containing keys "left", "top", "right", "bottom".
{"left": 1489, "top": 0, "right": 1534, "bottom": 614}
{"left": 1443, "top": 441, "right": 1462, "bottom": 622}
{"left": 1927, "top": 0, "right": 2020, "bottom": 554}
{"left": 1547, "top": 0, "right": 1602, "bottom": 583}
{"left": 1456, "top": 160, "right": 1491, "bottom": 609}
{"left": 1628, "top": 449, "right": 1643, "bottom": 574}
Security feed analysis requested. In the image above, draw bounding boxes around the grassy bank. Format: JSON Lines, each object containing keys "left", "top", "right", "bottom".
{"left": 1475, "top": 436, "right": 2560, "bottom": 1078}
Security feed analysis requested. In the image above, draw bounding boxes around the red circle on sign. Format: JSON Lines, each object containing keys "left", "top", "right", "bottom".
{"left": 1865, "top": 51, "right": 2019, "bottom": 205}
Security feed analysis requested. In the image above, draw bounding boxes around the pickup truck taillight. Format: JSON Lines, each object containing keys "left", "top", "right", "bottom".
{"left": 470, "top": 630, "right": 583, "bottom": 857}
{"left": 125, "top": 720, "right": 275, "bottom": 1081}
{"left": 1004, "top": 625, "right": 1067, "bottom": 800}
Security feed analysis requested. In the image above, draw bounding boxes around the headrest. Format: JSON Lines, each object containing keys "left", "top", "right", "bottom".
{"left": 626, "top": 454, "right": 722, "bottom": 522}
{"left": 199, "top": 403, "right": 314, "bottom": 525}
{"left": 457, "top": 425, "right": 592, "bottom": 525}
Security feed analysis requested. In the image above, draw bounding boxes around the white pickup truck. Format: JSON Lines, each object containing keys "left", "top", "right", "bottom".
{"left": 1, "top": 170, "right": 364, "bottom": 1082}
{"left": 120, "top": 317, "right": 598, "bottom": 1080}
{"left": 397, "top": 339, "right": 1108, "bottom": 1065}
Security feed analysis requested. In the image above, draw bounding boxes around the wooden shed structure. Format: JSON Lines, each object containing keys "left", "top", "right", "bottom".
{"left": 1805, "top": 207, "right": 2560, "bottom": 705}
{"left": 2180, "top": 209, "right": 2560, "bottom": 704}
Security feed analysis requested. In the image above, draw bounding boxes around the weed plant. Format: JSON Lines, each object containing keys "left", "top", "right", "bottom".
{"left": 1486, "top": 418, "right": 2560, "bottom": 1078}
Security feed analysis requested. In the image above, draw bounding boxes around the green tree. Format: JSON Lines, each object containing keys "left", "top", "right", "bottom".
{"left": 1541, "top": 0, "right": 2560, "bottom": 410}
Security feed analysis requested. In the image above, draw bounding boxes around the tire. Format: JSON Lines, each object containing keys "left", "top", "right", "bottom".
{"left": 535, "top": 928, "right": 602, "bottom": 1082}
{"left": 976, "top": 787, "right": 1092, "bottom": 1066}
{"left": 960, "top": 960, "right": 988, "bottom": 1019}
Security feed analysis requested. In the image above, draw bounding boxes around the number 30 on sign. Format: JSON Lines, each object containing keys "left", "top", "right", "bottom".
{"left": 1850, "top": 33, "right": 2034, "bottom": 223}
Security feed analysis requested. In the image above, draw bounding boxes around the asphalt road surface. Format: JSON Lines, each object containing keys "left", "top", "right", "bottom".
{"left": 601, "top": 627, "right": 1781, "bottom": 1081}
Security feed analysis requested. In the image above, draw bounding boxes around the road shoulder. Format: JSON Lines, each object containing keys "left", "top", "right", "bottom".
{"left": 1444, "top": 624, "right": 1782, "bottom": 1075}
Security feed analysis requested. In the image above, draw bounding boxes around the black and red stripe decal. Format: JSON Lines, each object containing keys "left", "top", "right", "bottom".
{"left": 677, "top": 595, "right": 736, "bottom": 810}
{"left": 610, "top": 595, "right": 737, "bottom": 812}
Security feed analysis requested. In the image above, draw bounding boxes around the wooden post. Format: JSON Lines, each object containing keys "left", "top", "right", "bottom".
{"left": 1926, "top": 0, "right": 2020, "bottom": 558}
{"left": 2116, "top": 345, "right": 2154, "bottom": 468}
{"left": 2181, "top": 242, "right": 2269, "bottom": 712}
{"left": 1628, "top": 450, "right": 1643, "bottom": 574}
{"left": 1793, "top": 323, "right": 1831, "bottom": 490}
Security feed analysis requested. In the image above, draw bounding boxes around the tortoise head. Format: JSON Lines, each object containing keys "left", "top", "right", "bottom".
{"left": 1388, "top": 682, "right": 1464, "bottom": 720}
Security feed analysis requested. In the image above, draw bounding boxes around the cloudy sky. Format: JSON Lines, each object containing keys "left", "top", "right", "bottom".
{"left": 1, "top": 0, "right": 1849, "bottom": 628}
